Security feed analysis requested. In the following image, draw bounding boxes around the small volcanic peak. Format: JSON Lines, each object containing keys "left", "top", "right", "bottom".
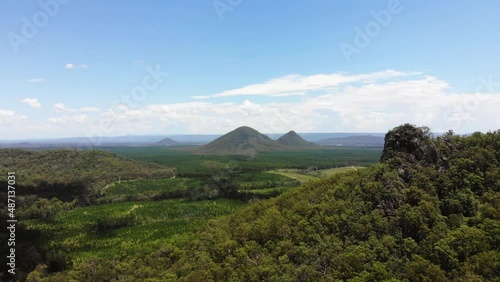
{"left": 196, "top": 126, "right": 283, "bottom": 155}
{"left": 277, "top": 130, "right": 317, "bottom": 148}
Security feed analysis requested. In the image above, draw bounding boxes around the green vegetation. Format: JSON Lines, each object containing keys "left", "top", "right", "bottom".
{"left": 28, "top": 124, "right": 499, "bottom": 281}
{"left": 317, "top": 166, "right": 363, "bottom": 177}
{"left": 24, "top": 199, "right": 245, "bottom": 263}
{"left": 103, "top": 177, "right": 204, "bottom": 202}
{"left": 0, "top": 138, "right": 380, "bottom": 281}
{"left": 235, "top": 171, "right": 300, "bottom": 198}
{"left": 0, "top": 149, "right": 175, "bottom": 190}
{"left": 0, "top": 147, "right": 180, "bottom": 280}
{"left": 244, "top": 186, "right": 297, "bottom": 197}
{"left": 4, "top": 124, "right": 498, "bottom": 281}
{"left": 269, "top": 167, "right": 363, "bottom": 184}
{"left": 270, "top": 169, "right": 321, "bottom": 183}
{"left": 234, "top": 171, "right": 299, "bottom": 189}
{"left": 103, "top": 146, "right": 382, "bottom": 177}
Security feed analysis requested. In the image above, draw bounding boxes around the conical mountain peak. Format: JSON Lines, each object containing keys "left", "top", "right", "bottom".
{"left": 277, "top": 130, "right": 317, "bottom": 148}
{"left": 196, "top": 126, "right": 282, "bottom": 155}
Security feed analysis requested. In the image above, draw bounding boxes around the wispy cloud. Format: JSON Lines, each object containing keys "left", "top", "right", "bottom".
{"left": 64, "top": 63, "right": 89, "bottom": 70}
{"left": 25, "top": 78, "right": 45, "bottom": 83}
{"left": 21, "top": 98, "right": 42, "bottom": 109}
{"left": 197, "top": 70, "right": 420, "bottom": 99}
{"left": 54, "top": 103, "right": 100, "bottom": 113}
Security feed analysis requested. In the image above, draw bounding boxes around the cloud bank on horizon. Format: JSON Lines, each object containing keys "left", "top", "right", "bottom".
{"left": 2, "top": 70, "right": 499, "bottom": 139}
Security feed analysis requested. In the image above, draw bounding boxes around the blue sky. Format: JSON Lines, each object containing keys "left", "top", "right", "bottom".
{"left": 1, "top": 0, "right": 499, "bottom": 139}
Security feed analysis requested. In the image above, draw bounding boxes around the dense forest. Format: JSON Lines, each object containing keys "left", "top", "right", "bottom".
{"left": 20, "top": 124, "right": 499, "bottom": 281}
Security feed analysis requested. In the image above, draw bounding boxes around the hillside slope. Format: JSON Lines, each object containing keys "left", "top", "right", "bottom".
{"left": 195, "top": 126, "right": 284, "bottom": 155}
{"left": 0, "top": 149, "right": 175, "bottom": 188}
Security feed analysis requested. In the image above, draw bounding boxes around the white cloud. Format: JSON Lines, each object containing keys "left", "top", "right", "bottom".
{"left": 91, "top": 100, "right": 318, "bottom": 135}
{"left": 65, "top": 63, "right": 89, "bottom": 69}
{"left": 54, "top": 103, "right": 67, "bottom": 111}
{"left": 54, "top": 103, "right": 100, "bottom": 113}
{"left": 25, "top": 78, "right": 45, "bottom": 83}
{"left": 71, "top": 114, "right": 90, "bottom": 123}
{"left": 0, "top": 110, "right": 26, "bottom": 124}
{"left": 21, "top": 98, "right": 42, "bottom": 109}
{"left": 48, "top": 114, "right": 91, "bottom": 125}
{"left": 199, "top": 70, "right": 420, "bottom": 98}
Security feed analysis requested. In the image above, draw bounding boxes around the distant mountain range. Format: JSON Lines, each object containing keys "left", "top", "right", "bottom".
{"left": 0, "top": 129, "right": 385, "bottom": 149}
{"left": 315, "top": 135, "right": 385, "bottom": 146}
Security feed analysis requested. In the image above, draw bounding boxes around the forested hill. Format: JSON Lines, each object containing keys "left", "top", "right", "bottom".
{"left": 31, "top": 125, "right": 500, "bottom": 281}
{"left": 0, "top": 149, "right": 175, "bottom": 189}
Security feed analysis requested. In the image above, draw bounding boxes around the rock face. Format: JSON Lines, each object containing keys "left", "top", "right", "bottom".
{"left": 196, "top": 126, "right": 283, "bottom": 155}
{"left": 277, "top": 131, "right": 317, "bottom": 148}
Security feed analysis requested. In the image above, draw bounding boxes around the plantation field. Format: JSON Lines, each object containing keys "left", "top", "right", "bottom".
{"left": 103, "top": 171, "right": 300, "bottom": 200}
{"left": 243, "top": 186, "right": 297, "bottom": 197}
{"left": 234, "top": 171, "right": 299, "bottom": 190}
{"left": 270, "top": 170, "right": 321, "bottom": 183}
{"left": 103, "top": 177, "right": 205, "bottom": 201}
{"left": 270, "top": 166, "right": 365, "bottom": 183}
{"left": 102, "top": 146, "right": 382, "bottom": 176}
{"left": 25, "top": 198, "right": 245, "bottom": 262}
{"left": 314, "top": 166, "right": 364, "bottom": 177}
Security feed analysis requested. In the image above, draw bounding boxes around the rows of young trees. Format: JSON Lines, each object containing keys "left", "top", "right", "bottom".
{"left": 27, "top": 124, "right": 499, "bottom": 281}
{"left": 0, "top": 149, "right": 177, "bottom": 281}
